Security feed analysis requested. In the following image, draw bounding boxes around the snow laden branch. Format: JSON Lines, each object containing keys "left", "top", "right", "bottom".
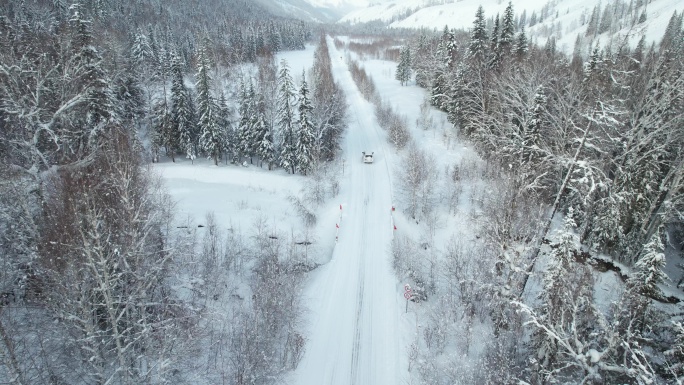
{"left": 38, "top": 128, "right": 188, "bottom": 385}
{"left": 514, "top": 298, "right": 657, "bottom": 384}
{"left": 0, "top": 40, "right": 105, "bottom": 176}
{"left": 519, "top": 118, "right": 592, "bottom": 296}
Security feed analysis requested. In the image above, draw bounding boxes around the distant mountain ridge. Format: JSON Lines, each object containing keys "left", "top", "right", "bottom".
{"left": 337, "top": 0, "right": 683, "bottom": 55}
{"left": 255, "top": 0, "right": 366, "bottom": 23}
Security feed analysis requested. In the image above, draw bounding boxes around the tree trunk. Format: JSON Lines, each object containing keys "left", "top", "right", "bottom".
{"left": 0, "top": 317, "right": 26, "bottom": 385}
{"left": 640, "top": 157, "right": 683, "bottom": 251}
{"left": 519, "top": 120, "right": 591, "bottom": 298}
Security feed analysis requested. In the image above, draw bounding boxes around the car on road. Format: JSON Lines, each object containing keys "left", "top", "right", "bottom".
{"left": 362, "top": 151, "right": 374, "bottom": 163}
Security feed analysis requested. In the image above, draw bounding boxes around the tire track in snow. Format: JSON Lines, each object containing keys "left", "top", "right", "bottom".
{"left": 349, "top": 85, "right": 371, "bottom": 384}
{"left": 334, "top": 38, "right": 400, "bottom": 385}
{"left": 350, "top": 201, "right": 366, "bottom": 384}
{"left": 291, "top": 37, "right": 404, "bottom": 385}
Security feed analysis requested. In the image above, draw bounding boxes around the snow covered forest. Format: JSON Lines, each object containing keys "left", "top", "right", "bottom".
{"left": 380, "top": 3, "right": 684, "bottom": 382}
{"left": 0, "top": 0, "right": 683, "bottom": 384}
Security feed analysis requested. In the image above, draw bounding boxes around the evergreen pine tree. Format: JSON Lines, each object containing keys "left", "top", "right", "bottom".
{"left": 414, "top": 31, "right": 432, "bottom": 87}
{"left": 114, "top": 72, "right": 145, "bottom": 128}
{"left": 278, "top": 60, "right": 297, "bottom": 173}
{"left": 216, "top": 92, "right": 234, "bottom": 164}
{"left": 236, "top": 80, "right": 251, "bottom": 162}
{"left": 445, "top": 64, "right": 466, "bottom": 127}
{"left": 545, "top": 36, "right": 557, "bottom": 57}
{"left": 431, "top": 31, "right": 454, "bottom": 109}
{"left": 430, "top": 67, "right": 447, "bottom": 109}
{"left": 132, "top": 28, "right": 153, "bottom": 67}
{"left": 583, "top": 45, "right": 603, "bottom": 82}
{"left": 256, "top": 28, "right": 266, "bottom": 56}
{"left": 490, "top": 14, "right": 501, "bottom": 52}
{"left": 530, "top": 11, "right": 538, "bottom": 27}
{"left": 571, "top": 34, "right": 584, "bottom": 70}
{"left": 522, "top": 86, "right": 545, "bottom": 164}
{"left": 310, "top": 34, "right": 347, "bottom": 161}
{"left": 514, "top": 25, "right": 528, "bottom": 60}
{"left": 666, "top": 322, "right": 684, "bottom": 379}
{"left": 628, "top": 232, "right": 668, "bottom": 298}
{"left": 170, "top": 51, "right": 195, "bottom": 161}
{"left": 151, "top": 97, "right": 172, "bottom": 162}
{"left": 598, "top": 4, "right": 613, "bottom": 34}
{"left": 586, "top": 5, "right": 600, "bottom": 37}
{"left": 237, "top": 81, "right": 259, "bottom": 163}
{"left": 440, "top": 24, "right": 450, "bottom": 41}
{"left": 499, "top": 2, "right": 516, "bottom": 56}
{"left": 519, "top": 9, "right": 527, "bottom": 29}
{"left": 489, "top": 14, "right": 503, "bottom": 69}
{"left": 147, "top": 25, "right": 160, "bottom": 72}
{"left": 296, "top": 71, "right": 315, "bottom": 175}
{"left": 438, "top": 28, "right": 458, "bottom": 68}
{"left": 468, "top": 6, "right": 489, "bottom": 61}
{"left": 638, "top": 11, "right": 647, "bottom": 24}
{"left": 633, "top": 35, "right": 646, "bottom": 64}
{"left": 534, "top": 211, "right": 579, "bottom": 368}
{"left": 245, "top": 82, "right": 261, "bottom": 163}
{"left": 395, "top": 45, "right": 412, "bottom": 86}
{"left": 254, "top": 92, "right": 275, "bottom": 169}
{"left": 70, "top": 6, "right": 113, "bottom": 128}
{"left": 268, "top": 21, "right": 282, "bottom": 53}
{"left": 660, "top": 11, "right": 682, "bottom": 52}
{"left": 530, "top": 209, "right": 595, "bottom": 380}
{"left": 196, "top": 45, "right": 221, "bottom": 165}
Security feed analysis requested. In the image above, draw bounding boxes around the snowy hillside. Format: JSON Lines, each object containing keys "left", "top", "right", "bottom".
{"left": 339, "top": 0, "right": 683, "bottom": 54}
{"left": 254, "top": 0, "right": 340, "bottom": 22}
{"left": 256, "top": 0, "right": 368, "bottom": 22}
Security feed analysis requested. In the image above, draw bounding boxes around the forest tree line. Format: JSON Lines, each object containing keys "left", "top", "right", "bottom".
{"left": 150, "top": 33, "right": 346, "bottom": 174}
{"left": 404, "top": 2, "right": 684, "bottom": 273}
{"left": 0, "top": 1, "right": 345, "bottom": 384}
{"left": 388, "top": 3, "right": 683, "bottom": 383}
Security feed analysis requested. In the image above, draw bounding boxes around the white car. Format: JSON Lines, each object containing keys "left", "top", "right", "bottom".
{"left": 362, "top": 151, "right": 374, "bottom": 163}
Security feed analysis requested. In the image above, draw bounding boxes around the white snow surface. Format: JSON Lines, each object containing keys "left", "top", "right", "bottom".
{"left": 156, "top": 43, "right": 319, "bottom": 232}
{"left": 339, "top": 0, "right": 683, "bottom": 55}
{"left": 289, "top": 36, "right": 406, "bottom": 385}
{"left": 305, "top": 0, "right": 369, "bottom": 8}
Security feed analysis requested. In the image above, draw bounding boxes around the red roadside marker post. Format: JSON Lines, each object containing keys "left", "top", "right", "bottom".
{"left": 336, "top": 204, "right": 342, "bottom": 242}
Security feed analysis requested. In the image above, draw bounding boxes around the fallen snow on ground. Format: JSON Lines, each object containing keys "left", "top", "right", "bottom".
{"left": 288, "top": 36, "right": 407, "bottom": 385}
{"left": 155, "top": 43, "right": 320, "bottom": 238}
{"left": 156, "top": 159, "right": 303, "bottom": 232}
{"left": 157, "top": 31, "right": 684, "bottom": 383}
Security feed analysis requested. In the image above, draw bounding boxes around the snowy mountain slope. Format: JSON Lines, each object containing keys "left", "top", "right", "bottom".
{"left": 304, "top": 0, "right": 369, "bottom": 9}
{"left": 254, "top": 0, "right": 340, "bottom": 22}
{"left": 255, "top": 0, "right": 368, "bottom": 22}
{"left": 339, "top": 0, "right": 683, "bottom": 54}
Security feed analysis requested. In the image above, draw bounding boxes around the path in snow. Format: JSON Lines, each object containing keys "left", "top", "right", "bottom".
{"left": 291, "top": 38, "right": 405, "bottom": 385}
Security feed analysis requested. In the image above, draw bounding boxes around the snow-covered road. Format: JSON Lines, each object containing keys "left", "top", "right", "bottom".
{"left": 291, "top": 38, "right": 405, "bottom": 385}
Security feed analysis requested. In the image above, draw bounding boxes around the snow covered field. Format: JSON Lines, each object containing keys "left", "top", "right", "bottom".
{"left": 155, "top": 44, "right": 319, "bottom": 240}
{"left": 290, "top": 37, "right": 407, "bottom": 385}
